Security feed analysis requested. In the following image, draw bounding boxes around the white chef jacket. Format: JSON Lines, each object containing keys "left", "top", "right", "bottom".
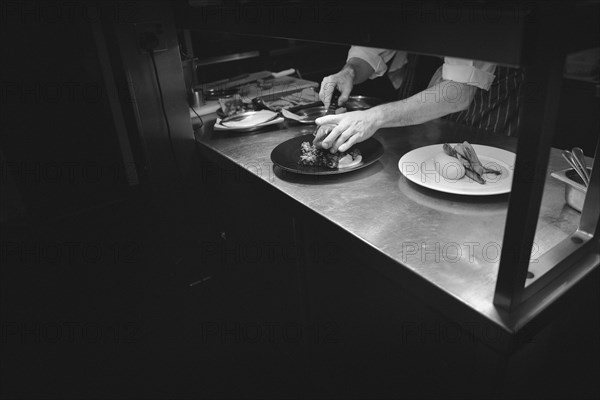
{"left": 347, "top": 46, "right": 497, "bottom": 91}
{"left": 346, "top": 45, "right": 523, "bottom": 137}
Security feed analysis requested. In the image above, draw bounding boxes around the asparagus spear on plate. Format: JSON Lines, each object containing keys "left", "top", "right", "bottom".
{"left": 443, "top": 143, "right": 458, "bottom": 157}
{"left": 453, "top": 143, "right": 468, "bottom": 159}
{"left": 444, "top": 142, "right": 486, "bottom": 184}
{"left": 444, "top": 143, "right": 480, "bottom": 171}
{"left": 443, "top": 143, "right": 469, "bottom": 168}
{"left": 462, "top": 141, "right": 485, "bottom": 176}
{"left": 443, "top": 142, "right": 503, "bottom": 182}
{"left": 465, "top": 167, "right": 485, "bottom": 184}
{"left": 483, "top": 166, "right": 501, "bottom": 175}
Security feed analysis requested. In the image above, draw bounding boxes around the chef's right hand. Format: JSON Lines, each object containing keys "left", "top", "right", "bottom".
{"left": 319, "top": 67, "right": 354, "bottom": 109}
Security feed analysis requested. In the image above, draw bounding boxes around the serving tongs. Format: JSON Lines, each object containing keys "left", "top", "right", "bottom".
{"left": 562, "top": 148, "right": 590, "bottom": 187}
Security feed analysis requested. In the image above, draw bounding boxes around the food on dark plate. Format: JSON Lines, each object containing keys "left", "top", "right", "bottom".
{"left": 439, "top": 141, "right": 501, "bottom": 185}
{"left": 299, "top": 142, "right": 362, "bottom": 169}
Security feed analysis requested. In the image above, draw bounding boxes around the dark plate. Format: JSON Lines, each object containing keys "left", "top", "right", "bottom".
{"left": 270, "top": 134, "right": 384, "bottom": 175}
{"left": 345, "top": 95, "right": 384, "bottom": 111}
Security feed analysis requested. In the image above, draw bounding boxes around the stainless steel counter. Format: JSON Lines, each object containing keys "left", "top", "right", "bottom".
{"left": 195, "top": 116, "right": 589, "bottom": 335}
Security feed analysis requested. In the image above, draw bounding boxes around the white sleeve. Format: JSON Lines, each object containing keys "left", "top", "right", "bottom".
{"left": 347, "top": 46, "right": 397, "bottom": 80}
{"left": 442, "top": 57, "right": 497, "bottom": 90}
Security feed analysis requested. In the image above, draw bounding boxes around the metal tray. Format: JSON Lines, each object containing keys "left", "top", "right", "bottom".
{"left": 550, "top": 168, "right": 590, "bottom": 212}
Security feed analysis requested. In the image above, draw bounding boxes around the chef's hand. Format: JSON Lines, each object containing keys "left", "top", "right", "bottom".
{"left": 314, "top": 110, "right": 381, "bottom": 153}
{"left": 319, "top": 67, "right": 354, "bottom": 109}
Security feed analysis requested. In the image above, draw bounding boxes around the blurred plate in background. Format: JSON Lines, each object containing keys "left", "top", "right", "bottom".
{"left": 221, "top": 110, "right": 278, "bottom": 128}
{"left": 291, "top": 106, "right": 329, "bottom": 124}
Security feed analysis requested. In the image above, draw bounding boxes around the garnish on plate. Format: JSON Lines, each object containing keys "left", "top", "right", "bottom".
{"left": 299, "top": 142, "right": 362, "bottom": 169}
{"left": 439, "top": 141, "right": 501, "bottom": 184}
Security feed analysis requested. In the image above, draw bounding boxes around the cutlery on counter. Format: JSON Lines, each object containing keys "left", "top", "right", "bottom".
{"left": 561, "top": 149, "right": 589, "bottom": 187}
{"left": 572, "top": 147, "right": 591, "bottom": 184}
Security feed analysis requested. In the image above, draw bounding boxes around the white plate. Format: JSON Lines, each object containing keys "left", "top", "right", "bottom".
{"left": 221, "top": 110, "right": 277, "bottom": 128}
{"left": 214, "top": 116, "right": 284, "bottom": 132}
{"left": 398, "top": 144, "right": 515, "bottom": 195}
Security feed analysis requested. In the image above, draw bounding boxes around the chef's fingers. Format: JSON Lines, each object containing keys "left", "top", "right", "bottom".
{"left": 331, "top": 127, "right": 356, "bottom": 153}
{"left": 315, "top": 114, "right": 342, "bottom": 126}
{"left": 321, "top": 123, "right": 348, "bottom": 151}
{"left": 318, "top": 81, "right": 328, "bottom": 107}
{"left": 338, "top": 84, "right": 352, "bottom": 105}
{"left": 337, "top": 134, "right": 359, "bottom": 153}
{"left": 313, "top": 124, "right": 334, "bottom": 148}
{"left": 312, "top": 132, "right": 325, "bottom": 149}
{"left": 319, "top": 80, "right": 337, "bottom": 109}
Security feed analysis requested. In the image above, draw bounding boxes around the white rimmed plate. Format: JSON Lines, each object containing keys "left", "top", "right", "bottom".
{"left": 398, "top": 143, "right": 515, "bottom": 195}
{"left": 220, "top": 110, "right": 278, "bottom": 128}
{"left": 214, "top": 115, "right": 284, "bottom": 132}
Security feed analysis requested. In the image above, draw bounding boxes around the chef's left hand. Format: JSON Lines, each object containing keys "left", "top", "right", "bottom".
{"left": 315, "top": 110, "right": 381, "bottom": 153}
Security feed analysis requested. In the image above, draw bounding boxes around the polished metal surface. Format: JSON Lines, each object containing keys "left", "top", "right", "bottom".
{"left": 520, "top": 136, "right": 600, "bottom": 319}
{"left": 195, "top": 117, "right": 593, "bottom": 332}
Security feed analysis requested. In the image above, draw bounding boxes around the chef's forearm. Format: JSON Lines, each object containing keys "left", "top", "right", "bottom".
{"left": 370, "top": 81, "right": 477, "bottom": 127}
{"left": 344, "top": 57, "right": 375, "bottom": 85}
